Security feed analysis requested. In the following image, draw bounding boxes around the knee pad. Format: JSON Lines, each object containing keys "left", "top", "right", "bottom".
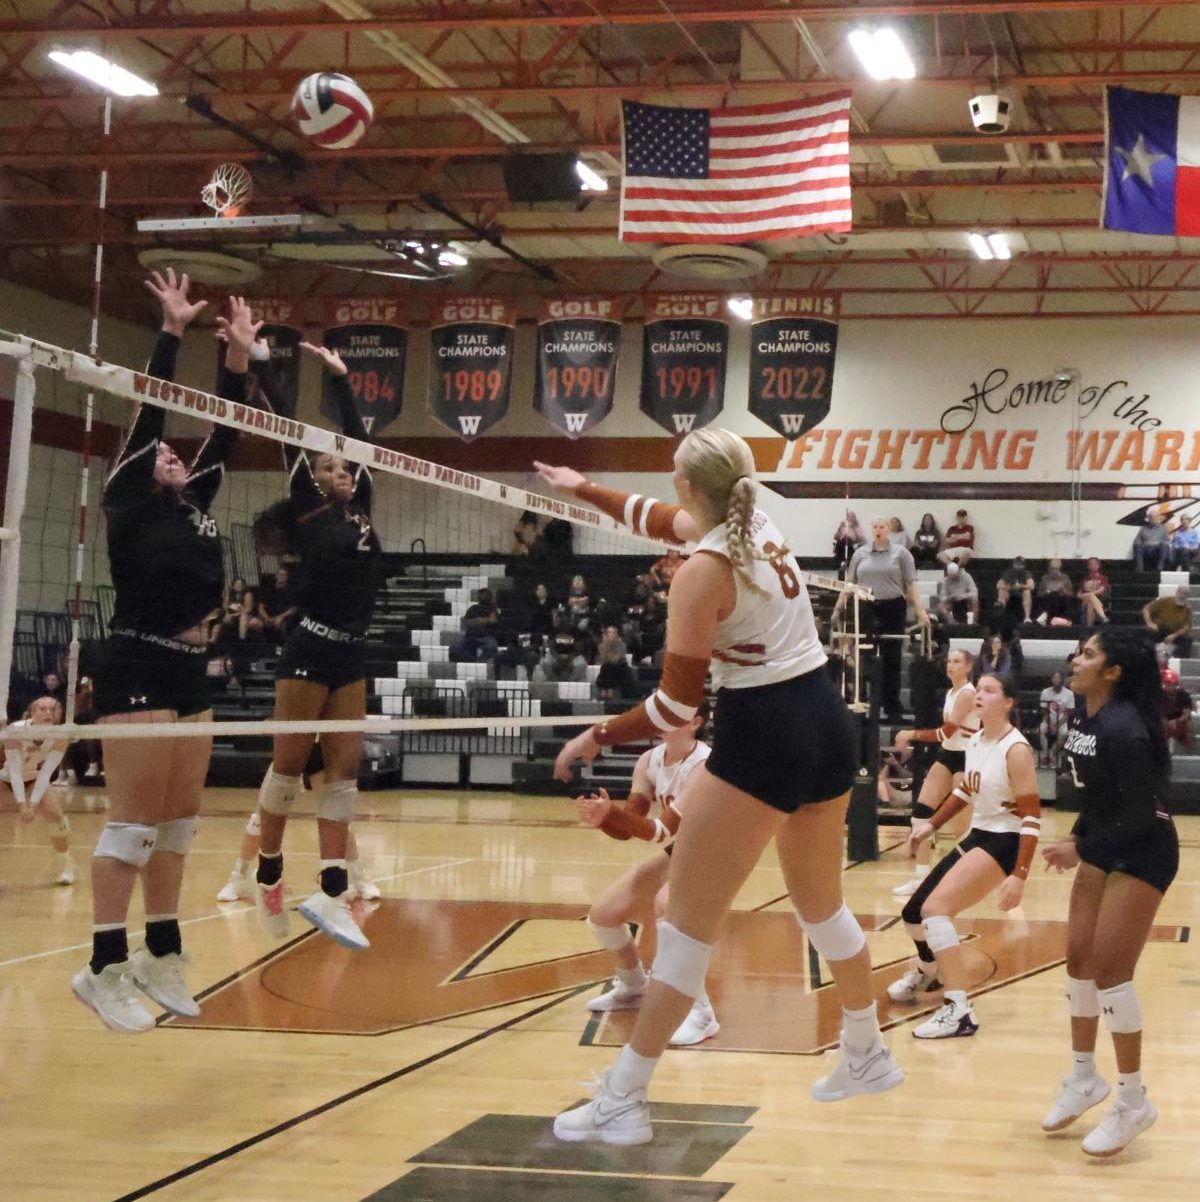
{"left": 259, "top": 770, "right": 300, "bottom": 816}
{"left": 912, "top": 802, "right": 936, "bottom": 821}
{"left": 93, "top": 822, "right": 157, "bottom": 868}
{"left": 799, "top": 903, "right": 866, "bottom": 962}
{"left": 155, "top": 816, "right": 198, "bottom": 854}
{"left": 587, "top": 917, "right": 633, "bottom": 952}
{"left": 1099, "top": 981, "right": 1142, "bottom": 1034}
{"left": 650, "top": 919, "right": 712, "bottom": 999}
{"left": 245, "top": 810, "right": 262, "bottom": 838}
{"left": 1066, "top": 975, "right": 1100, "bottom": 1019}
{"left": 923, "top": 913, "right": 960, "bottom": 954}
{"left": 317, "top": 779, "right": 356, "bottom": 824}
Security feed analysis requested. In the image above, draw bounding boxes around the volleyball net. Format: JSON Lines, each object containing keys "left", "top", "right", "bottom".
{"left": 0, "top": 329, "right": 869, "bottom": 746}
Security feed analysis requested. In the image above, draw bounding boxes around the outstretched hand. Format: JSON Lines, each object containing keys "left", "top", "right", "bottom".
{"left": 215, "top": 296, "right": 263, "bottom": 371}
{"left": 300, "top": 341, "right": 349, "bottom": 377}
{"left": 533, "top": 461, "right": 585, "bottom": 495}
{"left": 144, "top": 268, "right": 207, "bottom": 335}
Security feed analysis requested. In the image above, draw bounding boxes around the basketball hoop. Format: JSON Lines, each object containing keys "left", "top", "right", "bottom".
{"left": 200, "top": 162, "right": 253, "bottom": 218}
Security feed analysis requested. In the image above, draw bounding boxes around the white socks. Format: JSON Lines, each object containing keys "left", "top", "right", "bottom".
{"left": 1117, "top": 1071, "right": 1144, "bottom": 1108}
{"left": 1071, "top": 1052, "right": 1097, "bottom": 1081}
{"left": 842, "top": 1001, "right": 882, "bottom": 1053}
{"left": 616, "top": 964, "right": 648, "bottom": 991}
{"left": 610, "top": 1045, "right": 658, "bottom": 1096}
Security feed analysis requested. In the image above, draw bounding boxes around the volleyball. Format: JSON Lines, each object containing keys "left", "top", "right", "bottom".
{"left": 291, "top": 72, "right": 373, "bottom": 150}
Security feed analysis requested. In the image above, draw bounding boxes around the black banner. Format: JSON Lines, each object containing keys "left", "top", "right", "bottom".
{"left": 534, "top": 297, "right": 624, "bottom": 438}
{"left": 747, "top": 294, "right": 839, "bottom": 439}
{"left": 428, "top": 296, "right": 516, "bottom": 441}
{"left": 640, "top": 294, "right": 727, "bottom": 436}
{"left": 246, "top": 298, "right": 302, "bottom": 413}
{"left": 321, "top": 297, "right": 406, "bottom": 434}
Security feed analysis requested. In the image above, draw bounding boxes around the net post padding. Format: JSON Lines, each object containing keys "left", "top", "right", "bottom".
{"left": 0, "top": 344, "right": 35, "bottom": 721}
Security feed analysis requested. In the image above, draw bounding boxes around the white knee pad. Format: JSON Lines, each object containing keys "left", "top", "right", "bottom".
{"left": 799, "top": 904, "right": 866, "bottom": 962}
{"left": 93, "top": 822, "right": 157, "bottom": 868}
{"left": 587, "top": 917, "right": 633, "bottom": 952}
{"left": 245, "top": 810, "right": 262, "bottom": 838}
{"left": 1066, "top": 975, "right": 1100, "bottom": 1019}
{"left": 923, "top": 914, "right": 960, "bottom": 954}
{"left": 650, "top": 919, "right": 712, "bottom": 999}
{"left": 317, "top": 779, "right": 356, "bottom": 824}
{"left": 155, "top": 816, "right": 198, "bottom": 854}
{"left": 1099, "top": 981, "right": 1142, "bottom": 1034}
{"left": 259, "top": 770, "right": 301, "bottom": 816}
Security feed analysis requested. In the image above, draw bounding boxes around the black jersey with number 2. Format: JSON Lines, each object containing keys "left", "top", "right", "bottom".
{"left": 1062, "top": 699, "right": 1171, "bottom": 858}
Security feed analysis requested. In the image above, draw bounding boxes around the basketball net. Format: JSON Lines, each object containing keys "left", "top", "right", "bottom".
{"left": 200, "top": 162, "right": 253, "bottom": 218}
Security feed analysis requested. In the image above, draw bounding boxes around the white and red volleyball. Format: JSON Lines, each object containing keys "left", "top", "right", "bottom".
{"left": 291, "top": 72, "right": 373, "bottom": 150}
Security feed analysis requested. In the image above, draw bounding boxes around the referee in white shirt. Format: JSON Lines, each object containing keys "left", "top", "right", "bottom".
{"left": 834, "top": 516, "right": 931, "bottom": 721}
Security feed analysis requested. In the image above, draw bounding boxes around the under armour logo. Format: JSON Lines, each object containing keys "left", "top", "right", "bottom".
{"left": 142, "top": 838, "right": 155, "bottom": 849}
{"left": 129, "top": 695, "right": 147, "bottom": 706}
{"left": 1103, "top": 1005, "right": 1115, "bottom": 1015}
{"left": 293, "top": 668, "right": 309, "bottom": 677}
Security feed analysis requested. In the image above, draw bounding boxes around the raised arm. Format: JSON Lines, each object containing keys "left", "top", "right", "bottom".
{"left": 300, "top": 341, "right": 374, "bottom": 513}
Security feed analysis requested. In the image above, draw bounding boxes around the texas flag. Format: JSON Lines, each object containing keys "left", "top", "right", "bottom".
{"left": 1103, "top": 86, "right": 1200, "bottom": 235}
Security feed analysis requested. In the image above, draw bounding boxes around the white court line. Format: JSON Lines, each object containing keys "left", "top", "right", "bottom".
{"left": 0, "top": 856, "right": 474, "bottom": 971}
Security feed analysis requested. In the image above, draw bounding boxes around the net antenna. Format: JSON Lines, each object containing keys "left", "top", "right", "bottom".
{"left": 201, "top": 162, "right": 253, "bottom": 218}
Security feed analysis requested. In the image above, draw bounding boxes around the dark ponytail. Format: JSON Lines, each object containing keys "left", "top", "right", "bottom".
{"left": 1093, "top": 627, "right": 1170, "bottom": 776}
{"left": 253, "top": 498, "right": 301, "bottom": 558}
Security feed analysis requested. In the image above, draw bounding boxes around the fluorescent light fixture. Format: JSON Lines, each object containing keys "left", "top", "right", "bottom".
{"left": 438, "top": 249, "right": 469, "bottom": 267}
{"left": 48, "top": 49, "right": 157, "bottom": 97}
{"left": 987, "top": 232, "right": 1011, "bottom": 260}
{"left": 726, "top": 297, "right": 754, "bottom": 321}
{"left": 849, "top": 28, "right": 915, "bottom": 81}
{"left": 575, "top": 159, "right": 609, "bottom": 192}
{"left": 968, "top": 232, "right": 994, "bottom": 260}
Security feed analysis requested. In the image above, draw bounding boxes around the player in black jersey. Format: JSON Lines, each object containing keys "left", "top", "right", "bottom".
{"left": 72, "top": 271, "right": 261, "bottom": 1034}
{"left": 248, "top": 341, "right": 382, "bottom": 950}
{"left": 1041, "top": 627, "right": 1178, "bottom": 1157}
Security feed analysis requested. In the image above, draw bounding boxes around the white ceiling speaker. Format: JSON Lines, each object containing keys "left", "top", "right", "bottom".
{"left": 651, "top": 244, "right": 768, "bottom": 281}
{"left": 137, "top": 247, "right": 261, "bottom": 285}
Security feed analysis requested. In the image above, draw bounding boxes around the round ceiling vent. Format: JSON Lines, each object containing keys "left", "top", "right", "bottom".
{"left": 651, "top": 243, "right": 768, "bottom": 281}
{"left": 137, "top": 247, "right": 261, "bottom": 286}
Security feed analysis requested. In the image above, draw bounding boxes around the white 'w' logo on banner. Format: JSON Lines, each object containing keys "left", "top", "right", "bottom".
{"left": 564, "top": 412, "right": 589, "bottom": 433}
{"left": 671, "top": 413, "right": 696, "bottom": 434}
{"left": 779, "top": 413, "right": 807, "bottom": 434}
{"left": 458, "top": 414, "right": 482, "bottom": 436}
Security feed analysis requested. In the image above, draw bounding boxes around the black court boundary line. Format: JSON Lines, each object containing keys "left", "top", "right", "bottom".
{"left": 108, "top": 982, "right": 597, "bottom": 1202}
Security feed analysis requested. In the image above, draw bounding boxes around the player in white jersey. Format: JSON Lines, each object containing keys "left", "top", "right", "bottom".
{"left": 887, "top": 673, "right": 1041, "bottom": 1038}
{"left": 1, "top": 696, "right": 75, "bottom": 884}
{"left": 891, "top": 650, "right": 980, "bottom": 900}
{"left": 535, "top": 428, "right": 903, "bottom": 1148}
{"left": 576, "top": 711, "right": 718, "bottom": 1046}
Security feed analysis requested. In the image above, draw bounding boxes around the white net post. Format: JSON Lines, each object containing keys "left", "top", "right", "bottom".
{"left": 0, "top": 346, "right": 36, "bottom": 721}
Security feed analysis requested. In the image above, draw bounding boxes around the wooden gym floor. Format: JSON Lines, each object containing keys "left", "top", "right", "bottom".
{"left": 2, "top": 785, "right": 1197, "bottom": 1202}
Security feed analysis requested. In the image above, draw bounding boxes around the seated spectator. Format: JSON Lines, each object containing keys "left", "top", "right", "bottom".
{"left": 1161, "top": 668, "right": 1195, "bottom": 751}
{"left": 876, "top": 743, "right": 914, "bottom": 810}
{"left": 936, "top": 561, "right": 978, "bottom": 625}
{"left": 532, "top": 632, "right": 588, "bottom": 684}
{"left": 237, "top": 587, "right": 265, "bottom": 641}
{"left": 648, "top": 548, "right": 685, "bottom": 592}
{"left": 938, "top": 508, "right": 975, "bottom": 565}
{"left": 888, "top": 517, "right": 911, "bottom": 550}
{"left": 63, "top": 674, "right": 102, "bottom": 785}
{"left": 451, "top": 587, "right": 500, "bottom": 662}
{"left": 259, "top": 567, "right": 297, "bottom": 641}
{"left": 996, "top": 555, "right": 1035, "bottom": 624}
{"left": 1143, "top": 584, "right": 1194, "bottom": 658}
{"left": 529, "top": 581, "right": 556, "bottom": 638}
{"left": 567, "top": 590, "right": 592, "bottom": 635}
{"left": 622, "top": 580, "right": 651, "bottom": 645}
{"left": 212, "top": 576, "right": 249, "bottom": 643}
{"left": 1132, "top": 511, "right": 1170, "bottom": 571}
{"left": 595, "top": 625, "right": 635, "bottom": 699}
{"left": 832, "top": 510, "right": 863, "bottom": 576}
{"left": 1171, "top": 514, "right": 1200, "bottom": 570}
{"left": 1077, "top": 558, "right": 1111, "bottom": 626}
{"left": 637, "top": 593, "right": 667, "bottom": 664}
{"left": 1035, "top": 557, "right": 1077, "bottom": 624}
{"left": 511, "top": 509, "right": 542, "bottom": 556}
{"left": 977, "top": 631, "right": 1021, "bottom": 681}
{"left": 1039, "top": 670, "right": 1076, "bottom": 768}
{"left": 40, "top": 671, "right": 67, "bottom": 707}
{"left": 911, "top": 513, "right": 942, "bottom": 567}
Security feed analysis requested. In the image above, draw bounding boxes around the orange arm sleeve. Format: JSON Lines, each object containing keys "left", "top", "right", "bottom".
{"left": 1013, "top": 792, "right": 1042, "bottom": 879}
{"left": 575, "top": 480, "right": 686, "bottom": 546}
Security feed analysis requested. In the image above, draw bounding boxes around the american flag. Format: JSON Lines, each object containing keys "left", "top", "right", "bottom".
{"left": 619, "top": 93, "right": 853, "bottom": 244}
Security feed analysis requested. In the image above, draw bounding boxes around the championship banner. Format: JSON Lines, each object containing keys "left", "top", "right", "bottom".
{"left": 321, "top": 297, "right": 406, "bottom": 434}
{"left": 747, "top": 294, "right": 840, "bottom": 439}
{"left": 428, "top": 296, "right": 516, "bottom": 441}
{"left": 640, "top": 293, "right": 727, "bottom": 435}
{"left": 534, "top": 297, "right": 624, "bottom": 438}
{"left": 247, "top": 298, "right": 303, "bottom": 413}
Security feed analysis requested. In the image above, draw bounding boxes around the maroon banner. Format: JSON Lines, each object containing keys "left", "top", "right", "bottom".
{"left": 535, "top": 296, "right": 625, "bottom": 438}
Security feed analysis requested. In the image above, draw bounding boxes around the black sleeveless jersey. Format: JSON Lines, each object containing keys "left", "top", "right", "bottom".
{"left": 104, "top": 333, "right": 247, "bottom": 637}
{"left": 1063, "top": 698, "right": 1170, "bottom": 856}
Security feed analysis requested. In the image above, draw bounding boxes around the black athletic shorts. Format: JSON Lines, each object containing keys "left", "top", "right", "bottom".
{"left": 1079, "top": 816, "right": 1179, "bottom": 895}
{"left": 901, "top": 827, "right": 1020, "bottom": 921}
{"left": 94, "top": 631, "right": 211, "bottom": 718}
{"left": 706, "top": 666, "right": 857, "bottom": 812}
{"left": 276, "top": 621, "right": 366, "bottom": 692}
{"left": 934, "top": 746, "right": 966, "bottom": 774}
